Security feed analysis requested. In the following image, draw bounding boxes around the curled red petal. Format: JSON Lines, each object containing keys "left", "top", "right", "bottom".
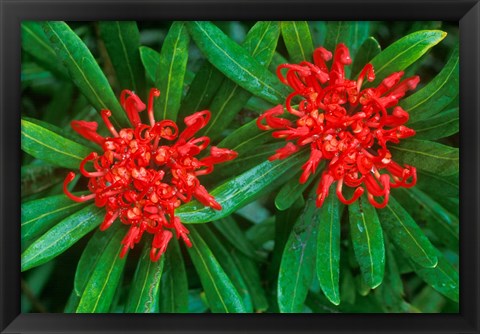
{"left": 71, "top": 120, "right": 105, "bottom": 145}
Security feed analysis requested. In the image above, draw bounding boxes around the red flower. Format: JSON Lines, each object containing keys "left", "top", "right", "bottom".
{"left": 257, "top": 44, "right": 418, "bottom": 208}
{"left": 64, "top": 88, "right": 237, "bottom": 261}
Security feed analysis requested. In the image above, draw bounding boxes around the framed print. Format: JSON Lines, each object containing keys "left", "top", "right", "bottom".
{"left": 1, "top": 0, "right": 479, "bottom": 333}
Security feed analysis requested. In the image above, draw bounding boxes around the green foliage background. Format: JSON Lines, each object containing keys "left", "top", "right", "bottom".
{"left": 21, "top": 21, "right": 459, "bottom": 313}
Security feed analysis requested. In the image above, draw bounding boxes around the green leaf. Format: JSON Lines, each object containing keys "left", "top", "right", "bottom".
{"left": 139, "top": 46, "right": 160, "bottom": 83}
{"left": 275, "top": 163, "right": 323, "bottom": 211}
{"left": 402, "top": 45, "right": 459, "bottom": 122}
{"left": 42, "top": 21, "right": 129, "bottom": 127}
{"left": 409, "top": 108, "right": 459, "bottom": 140}
{"left": 21, "top": 193, "right": 87, "bottom": 244}
{"left": 368, "top": 30, "right": 446, "bottom": 85}
{"left": 154, "top": 22, "right": 190, "bottom": 122}
{"left": 76, "top": 225, "right": 127, "bottom": 312}
{"left": 324, "top": 22, "right": 369, "bottom": 57}
{"left": 42, "top": 83, "right": 75, "bottom": 126}
{"left": 177, "top": 150, "right": 308, "bottom": 223}
{"left": 393, "top": 187, "right": 459, "bottom": 250}
{"left": 74, "top": 223, "right": 122, "bottom": 297}
{"left": 193, "top": 225, "right": 253, "bottom": 312}
{"left": 390, "top": 139, "right": 458, "bottom": 176}
{"left": 281, "top": 21, "right": 314, "bottom": 63}
{"left": 187, "top": 228, "right": 246, "bottom": 313}
{"left": 187, "top": 21, "right": 289, "bottom": 105}
{"left": 376, "top": 197, "right": 438, "bottom": 268}
{"left": 178, "top": 61, "right": 224, "bottom": 120}
{"left": 21, "top": 119, "right": 93, "bottom": 169}
{"left": 159, "top": 237, "right": 189, "bottom": 312}
{"left": 21, "top": 21, "right": 69, "bottom": 78}
{"left": 410, "top": 252, "right": 459, "bottom": 302}
{"left": 375, "top": 238, "right": 410, "bottom": 312}
{"left": 278, "top": 192, "right": 319, "bottom": 313}
{"left": 230, "top": 249, "right": 269, "bottom": 312}
{"left": 217, "top": 118, "right": 274, "bottom": 155}
{"left": 349, "top": 195, "right": 385, "bottom": 289}
{"left": 416, "top": 170, "right": 458, "bottom": 199}
{"left": 316, "top": 192, "right": 343, "bottom": 306}
{"left": 309, "top": 21, "right": 327, "bottom": 47}
{"left": 125, "top": 239, "right": 165, "bottom": 313}
{"left": 212, "top": 216, "right": 256, "bottom": 259}
{"left": 352, "top": 37, "right": 381, "bottom": 77}
{"left": 203, "top": 21, "right": 280, "bottom": 140}
{"left": 21, "top": 164, "right": 66, "bottom": 197}
{"left": 99, "top": 21, "right": 145, "bottom": 94}
{"left": 22, "top": 205, "right": 102, "bottom": 272}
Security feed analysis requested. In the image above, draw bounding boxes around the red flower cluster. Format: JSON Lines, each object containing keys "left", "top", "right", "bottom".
{"left": 64, "top": 88, "right": 237, "bottom": 261}
{"left": 257, "top": 44, "right": 418, "bottom": 208}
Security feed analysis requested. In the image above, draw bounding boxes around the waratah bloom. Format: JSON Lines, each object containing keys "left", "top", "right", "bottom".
{"left": 257, "top": 43, "right": 418, "bottom": 209}
{"left": 64, "top": 88, "right": 237, "bottom": 261}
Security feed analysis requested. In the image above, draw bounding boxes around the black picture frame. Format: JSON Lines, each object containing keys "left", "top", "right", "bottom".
{"left": 1, "top": 0, "right": 479, "bottom": 333}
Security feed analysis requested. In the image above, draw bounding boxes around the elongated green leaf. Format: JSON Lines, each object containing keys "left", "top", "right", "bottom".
{"left": 411, "top": 253, "right": 459, "bottom": 302}
{"left": 390, "top": 139, "right": 458, "bottom": 176}
{"left": 193, "top": 225, "right": 253, "bottom": 312}
{"left": 187, "top": 228, "right": 246, "bottom": 313}
{"left": 74, "top": 223, "right": 122, "bottom": 297}
{"left": 42, "top": 21, "right": 129, "bottom": 127}
{"left": 125, "top": 239, "right": 165, "bottom": 313}
{"left": 268, "top": 51, "right": 289, "bottom": 74}
{"left": 309, "top": 21, "right": 327, "bottom": 47}
{"left": 159, "top": 237, "right": 189, "bottom": 312}
{"left": 275, "top": 163, "right": 323, "bottom": 211}
{"left": 368, "top": 30, "right": 446, "bottom": 85}
{"left": 177, "top": 150, "right": 308, "bottom": 223}
{"left": 21, "top": 164, "right": 65, "bottom": 197}
{"left": 203, "top": 21, "right": 280, "bottom": 140}
{"left": 403, "top": 45, "right": 459, "bottom": 122}
{"left": 187, "top": 21, "right": 289, "bottom": 105}
{"left": 178, "top": 61, "right": 224, "bottom": 120}
{"left": 278, "top": 192, "right": 319, "bottom": 313}
{"left": 349, "top": 195, "right": 385, "bottom": 289}
{"left": 416, "top": 170, "right": 458, "bottom": 199}
{"left": 230, "top": 249, "right": 269, "bottom": 312}
{"left": 42, "top": 82, "right": 74, "bottom": 126}
{"left": 76, "top": 226, "right": 127, "bottom": 312}
{"left": 21, "top": 119, "right": 93, "bottom": 169}
{"left": 281, "top": 21, "right": 314, "bottom": 63}
{"left": 375, "top": 238, "right": 410, "bottom": 312}
{"left": 376, "top": 197, "right": 438, "bottom": 268}
{"left": 154, "top": 22, "right": 189, "bottom": 122}
{"left": 324, "top": 21, "right": 354, "bottom": 52}
{"left": 316, "top": 192, "right": 343, "bottom": 306}
{"left": 352, "top": 37, "right": 381, "bottom": 77}
{"left": 245, "top": 95, "right": 275, "bottom": 113}
{"left": 139, "top": 46, "right": 160, "bottom": 83}
{"left": 22, "top": 205, "right": 102, "bottom": 271}
{"left": 99, "top": 21, "right": 145, "bottom": 93}
{"left": 212, "top": 216, "right": 256, "bottom": 259}
{"left": 217, "top": 118, "right": 274, "bottom": 154}
{"left": 393, "top": 187, "right": 459, "bottom": 250}
{"left": 21, "top": 21, "right": 68, "bottom": 78}
{"left": 409, "top": 108, "right": 459, "bottom": 140}
{"left": 24, "top": 116, "right": 98, "bottom": 151}
{"left": 324, "top": 22, "right": 369, "bottom": 57}
{"left": 22, "top": 193, "right": 87, "bottom": 244}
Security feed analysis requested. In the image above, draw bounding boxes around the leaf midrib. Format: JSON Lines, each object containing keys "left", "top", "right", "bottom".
{"left": 47, "top": 22, "right": 108, "bottom": 110}
{"left": 193, "top": 22, "right": 283, "bottom": 101}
